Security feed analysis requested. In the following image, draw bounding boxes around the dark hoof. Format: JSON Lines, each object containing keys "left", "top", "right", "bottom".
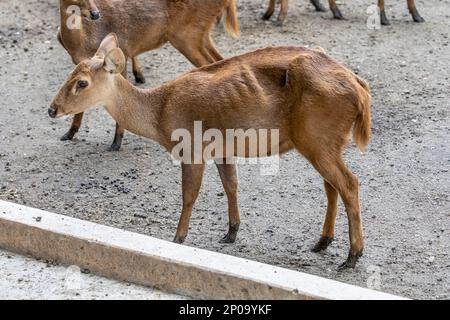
{"left": 108, "top": 143, "right": 121, "bottom": 152}
{"left": 274, "top": 19, "right": 285, "bottom": 27}
{"left": 220, "top": 233, "right": 236, "bottom": 244}
{"left": 412, "top": 12, "right": 425, "bottom": 23}
{"left": 134, "top": 73, "right": 146, "bottom": 84}
{"left": 219, "top": 225, "right": 239, "bottom": 244}
{"left": 338, "top": 251, "right": 363, "bottom": 271}
{"left": 173, "top": 235, "right": 186, "bottom": 244}
{"left": 60, "top": 129, "right": 77, "bottom": 141}
{"left": 262, "top": 11, "right": 273, "bottom": 20}
{"left": 311, "top": 236, "right": 334, "bottom": 253}
{"left": 331, "top": 7, "right": 344, "bottom": 20}
{"left": 380, "top": 11, "right": 390, "bottom": 26}
{"left": 310, "top": 0, "right": 327, "bottom": 12}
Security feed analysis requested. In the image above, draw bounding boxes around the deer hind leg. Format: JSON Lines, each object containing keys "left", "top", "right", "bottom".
{"left": 291, "top": 97, "right": 363, "bottom": 269}
{"left": 328, "top": 0, "right": 344, "bottom": 20}
{"left": 311, "top": 180, "right": 338, "bottom": 252}
{"left": 174, "top": 163, "right": 206, "bottom": 244}
{"left": 263, "top": 0, "right": 276, "bottom": 20}
{"left": 216, "top": 161, "right": 240, "bottom": 244}
{"left": 306, "top": 153, "right": 364, "bottom": 269}
{"left": 61, "top": 113, "right": 84, "bottom": 141}
{"left": 170, "top": 35, "right": 215, "bottom": 67}
{"left": 132, "top": 56, "right": 146, "bottom": 84}
{"left": 204, "top": 36, "right": 224, "bottom": 62}
{"left": 407, "top": 0, "right": 425, "bottom": 23}
{"left": 275, "top": 0, "right": 289, "bottom": 26}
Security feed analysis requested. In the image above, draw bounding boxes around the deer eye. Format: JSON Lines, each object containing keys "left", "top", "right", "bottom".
{"left": 77, "top": 80, "right": 89, "bottom": 89}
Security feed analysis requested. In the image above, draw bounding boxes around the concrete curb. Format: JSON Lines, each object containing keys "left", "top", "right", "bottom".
{"left": 0, "top": 200, "right": 406, "bottom": 300}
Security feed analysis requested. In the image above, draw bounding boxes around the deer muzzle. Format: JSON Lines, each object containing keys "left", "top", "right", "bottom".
{"left": 48, "top": 104, "right": 59, "bottom": 118}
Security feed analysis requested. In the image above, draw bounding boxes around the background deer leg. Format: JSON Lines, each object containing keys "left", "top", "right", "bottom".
{"left": 204, "top": 36, "right": 224, "bottom": 62}
{"left": 170, "top": 36, "right": 214, "bottom": 67}
{"left": 407, "top": 0, "right": 425, "bottom": 23}
{"left": 378, "top": 0, "right": 390, "bottom": 25}
{"left": 275, "top": 0, "right": 289, "bottom": 25}
{"left": 312, "top": 180, "right": 338, "bottom": 252}
{"left": 174, "top": 163, "right": 206, "bottom": 244}
{"left": 132, "top": 56, "right": 146, "bottom": 84}
{"left": 310, "top": 0, "right": 327, "bottom": 12}
{"left": 263, "top": 0, "right": 276, "bottom": 20}
{"left": 108, "top": 65, "right": 128, "bottom": 151}
{"left": 216, "top": 161, "right": 240, "bottom": 244}
{"left": 61, "top": 113, "right": 84, "bottom": 141}
{"left": 328, "top": 0, "right": 344, "bottom": 20}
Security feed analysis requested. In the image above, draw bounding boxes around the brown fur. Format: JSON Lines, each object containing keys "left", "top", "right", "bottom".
{"left": 58, "top": 0, "right": 239, "bottom": 150}
{"left": 49, "top": 35, "right": 372, "bottom": 269}
{"left": 263, "top": 0, "right": 425, "bottom": 25}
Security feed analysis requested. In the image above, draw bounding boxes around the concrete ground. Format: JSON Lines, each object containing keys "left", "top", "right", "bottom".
{"left": 0, "top": 249, "right": 187, "bottom": 300}
{"left": 0, "top": 0, "right": 449, "bottom": 299}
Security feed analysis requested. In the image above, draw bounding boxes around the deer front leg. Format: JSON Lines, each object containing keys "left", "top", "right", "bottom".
{"left": 216, "top": 161, "right": 240, "bottom": 244}
{"left": 174, "top": 163, "right": 206, "bottom": 244}
{"left": 407, "top": 0, "right": 425, "bottom": 23}
{"left": 108, "top": 122, "right": 124, "bottom": 151}
{"left": 61, "top": 113, "right": 83, "bottom": 141}
{"left": 107, "top": 65, "right": 129, "bottom": 151}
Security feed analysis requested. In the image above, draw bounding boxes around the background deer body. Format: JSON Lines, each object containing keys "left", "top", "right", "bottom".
{"left": 58, "top": 0, "right": 239, "bottom": 150}
{"left": 263, "top": 0, "right": 424, "bottom": 26}
{"left": 50, "top": 35, "right": 372, "bottom": 269}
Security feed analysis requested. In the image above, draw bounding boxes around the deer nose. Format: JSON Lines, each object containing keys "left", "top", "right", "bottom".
{"left": 48, "top": 106, "right": 57, "bottom": 118}
{"left": 90, "top": 10, "right": 101, "bottom": 20}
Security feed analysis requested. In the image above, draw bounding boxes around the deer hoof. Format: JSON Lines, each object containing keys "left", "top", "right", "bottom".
{"left": 274, "top": 19, "right": 285, "bottom": 27}
{"left": 331, "top": 7, "right": 344, "bottom": 20}
{"left": 380, "top": 11, "right": 391, "bottom": 26}
{"left": 311, "top": 236, "right": 334, "bottom": 253}
{"left": 311, "top": 0, "right": 327, "bottom": 12}
{"left": 60, "top": 129, "right": 77, "bottom": 141}
{"left": 108, "top": 143, "right": 121, "bottom": 152}
{"left": 412, "top": 11, "right": 425, "bottom": 23}
{"left": 338, "top": 250, "right": 363, "bottom": 271}
{"left": 219, "top": 233, "right": 236, "bottom": 244}
{"left": 134, "top": 73, "right": 146, "bottom": 84}
{"left": 173, "top": 235, "right": 186, "bottom": 244}
{"left": 262, "top": 12, "right": 273, "bottom": 20}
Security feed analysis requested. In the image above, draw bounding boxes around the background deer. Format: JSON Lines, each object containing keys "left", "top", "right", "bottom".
{"left": 49, "top": 34, "right": 372, "bottom": 269}
{"left": 263, "top": 0, "right": 425, "bottom": 26}
{"left": 58, "top": 0, "right": 239, "bottom": 151}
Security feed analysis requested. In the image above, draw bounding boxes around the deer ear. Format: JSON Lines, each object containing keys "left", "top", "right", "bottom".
{"left": 104, "top": 47, "right": 126, "bottom": 74}
{"left": 95, "top": 33, "right": 119, "bottom": 59}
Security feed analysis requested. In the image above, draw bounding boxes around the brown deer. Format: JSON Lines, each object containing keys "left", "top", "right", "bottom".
{"left": 263, "top": 0, "right": 425, "bottom": 26}
{"left": 49, "top": 34, "right": 372, "bottom": 269}
{"left": 57, "top": 0, "right": 239, "bottom": 151}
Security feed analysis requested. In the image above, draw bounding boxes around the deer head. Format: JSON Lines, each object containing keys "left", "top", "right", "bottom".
{"left": 48, "top": 33, "right": 126, "bottom": 118}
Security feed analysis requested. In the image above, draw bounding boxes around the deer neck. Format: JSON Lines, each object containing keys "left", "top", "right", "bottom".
{"left": 104, "top": 76, "right": 164, "bottom": 145}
